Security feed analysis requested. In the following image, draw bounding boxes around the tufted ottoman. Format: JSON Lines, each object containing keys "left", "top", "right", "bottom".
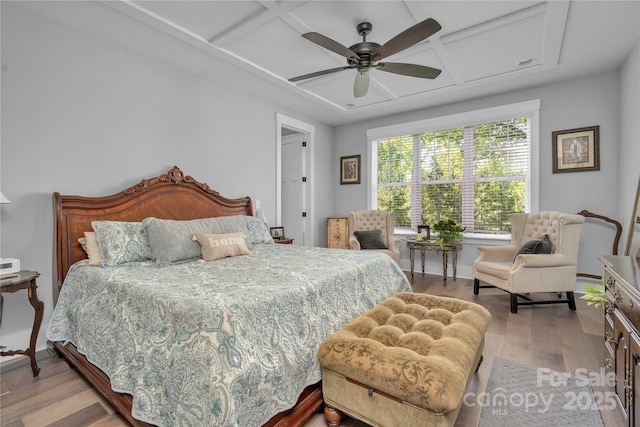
{"left": 318, "top": 292, "right": 491, "bottom": 427}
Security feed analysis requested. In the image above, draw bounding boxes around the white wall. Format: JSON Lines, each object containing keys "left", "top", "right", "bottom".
{"left": 334, "top": 69, "right": 630, "bottom": 280}
{"left": 0, "top": 4, "right": 334, "bottom": 358}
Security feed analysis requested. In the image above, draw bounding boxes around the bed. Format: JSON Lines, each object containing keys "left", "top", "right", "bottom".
{"left": 48, "top": 166, "right": 412, "bottom": 427}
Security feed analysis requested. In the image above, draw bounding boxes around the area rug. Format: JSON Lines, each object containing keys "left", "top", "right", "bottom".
{"left": 475, "top": 357, "right": 605, "bottom": 426}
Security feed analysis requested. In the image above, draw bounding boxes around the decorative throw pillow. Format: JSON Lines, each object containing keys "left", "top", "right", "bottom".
{"left": 354, "top": 229, "right": 388, "bottom": 249}
{"left": 514, "top": 234, "right": 553, "bottom": 261}
{"left": 194, "top": 232, "right": 251, "bottom": 261}
{"left": 92, "top": 221, "right": 151, "bottom": 266}
{"left": 143, "top": 216, "right": 254, "bottom": 265}
{"left": 246, "top": 216, "right": 274, "bottom": 244}
{"left": 78, "top": 231, "right": 102, "bottom": 265}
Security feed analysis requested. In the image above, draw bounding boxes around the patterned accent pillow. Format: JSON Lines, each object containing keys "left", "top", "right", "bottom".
{"left": 194, "top": 232, "right": 251, "bottom": 261}
{"left": 92, "top": 221, "right": 151, "bottom": 266}
{"left": 246, "top": 216, "right": 274, "bottom": 244}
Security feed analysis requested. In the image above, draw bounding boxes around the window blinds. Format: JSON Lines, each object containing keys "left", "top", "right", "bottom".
{"left": 370, "top": 105, "right": 534, "bottom": 234}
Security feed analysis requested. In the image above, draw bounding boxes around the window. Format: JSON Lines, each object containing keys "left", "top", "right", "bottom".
{"left": 368, "top": 100, "right": 539, "bottom": 235}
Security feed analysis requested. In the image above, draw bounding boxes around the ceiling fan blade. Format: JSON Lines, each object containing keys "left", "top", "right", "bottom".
{"left": 354, "top": 69, "right": 370, "bottom": 98}
{"left": 373, "top": 18, "right": 441, "bottom": 61}
{"left": 377, "top": 62, "right": 442, "bottom": 79}
{"left": 289, "top": 66, "right": 354, "bottom": 82}
{"left": 302, "top": 32, "right": 361, "bottom": 61}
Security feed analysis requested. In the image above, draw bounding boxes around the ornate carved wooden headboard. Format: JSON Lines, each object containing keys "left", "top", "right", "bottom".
{"left": 53, "top": 166, "right": 253, "bottom": 299}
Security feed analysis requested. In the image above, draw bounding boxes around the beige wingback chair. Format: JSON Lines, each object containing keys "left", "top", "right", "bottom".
{"left": 473, "top": 211, "right": 585, "bottom": 313}
{"left": 347, "top": 210, "right": 401, "bottom": 263}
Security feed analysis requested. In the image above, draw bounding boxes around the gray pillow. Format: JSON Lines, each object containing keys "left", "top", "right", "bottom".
{"left": 514, "top": 234, "right": 552, "bottom": 261}
{"left": 143, "top": 216, "right": 253, "bottom": 265}
{"left": 354, "top": 229, "right": 388, "bottom": 249}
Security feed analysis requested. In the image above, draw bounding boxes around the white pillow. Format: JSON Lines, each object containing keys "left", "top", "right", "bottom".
{"left": 78, "top": 231, "right": 102, "bottom": 265}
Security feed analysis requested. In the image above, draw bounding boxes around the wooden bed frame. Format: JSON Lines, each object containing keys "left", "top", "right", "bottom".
{"left": 52, "top": 166, "right": 323, "bottom": 427}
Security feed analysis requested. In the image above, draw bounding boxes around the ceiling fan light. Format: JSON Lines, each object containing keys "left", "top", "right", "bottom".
{"left": 354, "top": 70, "right": 370, "bottom": 98}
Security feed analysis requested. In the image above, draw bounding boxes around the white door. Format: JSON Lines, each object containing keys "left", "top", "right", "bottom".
{"left": 276, "top": 113, "right": 315, "bottom": 246}
{"left": 282, "top": 133, "right": 305, "bottom": 245}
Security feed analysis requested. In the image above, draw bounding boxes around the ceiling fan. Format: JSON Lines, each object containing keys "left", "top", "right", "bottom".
{"left": 289, "top": 18, "right": 442, "bottom": 98}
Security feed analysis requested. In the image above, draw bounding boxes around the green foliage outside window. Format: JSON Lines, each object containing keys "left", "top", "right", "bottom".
{"left": 374, "top": 117, "right": 529, "bottom": 234}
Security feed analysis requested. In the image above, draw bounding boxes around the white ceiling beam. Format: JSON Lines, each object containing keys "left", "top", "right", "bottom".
{"left": 208, "top": 1, "right": 306, "bottom": 46}
{"left": 541, "top": 0, "right": 570, "bottom": 69}
{"left": 442, "top": 2, "right": 546, "bottom": 44}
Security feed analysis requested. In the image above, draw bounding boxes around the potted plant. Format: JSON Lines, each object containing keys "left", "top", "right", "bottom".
{"left": 579, "top": 278, "right": 605, "bottom": 309}
{"left": 431, "top": 219, "right": 465, "bottom": 250}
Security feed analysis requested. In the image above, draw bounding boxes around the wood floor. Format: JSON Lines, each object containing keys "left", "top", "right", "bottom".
{"left": 0, "top": 272, "right": 624, "bottom": 427}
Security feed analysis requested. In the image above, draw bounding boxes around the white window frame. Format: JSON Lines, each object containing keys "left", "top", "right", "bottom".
{"left": 366, "top": 99, "right": 540, "bottom": 239}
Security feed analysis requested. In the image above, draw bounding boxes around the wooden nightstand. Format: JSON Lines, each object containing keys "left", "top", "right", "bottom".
{"left": 327, "top": 217, "right": 349, "bottom": 249}
{"left": 0, "top": 270, "right": 43, "bottom": 377}
{"left": 274, "top": 238, "right": 294, "bottom": 244}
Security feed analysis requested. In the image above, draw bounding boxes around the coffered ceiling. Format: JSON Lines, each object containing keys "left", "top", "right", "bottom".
{"left": 12, "top": 1, "right": 640, "bottom": 125}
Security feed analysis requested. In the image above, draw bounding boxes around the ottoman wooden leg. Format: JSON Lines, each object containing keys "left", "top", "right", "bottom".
{"left": 475, "top": 355, "right": 484, "bottom": 372}
{"left": 324, "top": 404, "right": 343, "bottom": 427}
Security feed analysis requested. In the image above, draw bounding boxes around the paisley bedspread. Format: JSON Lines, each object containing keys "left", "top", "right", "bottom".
{"left": 47, "top": 244, "right": 412, "bottom": 426}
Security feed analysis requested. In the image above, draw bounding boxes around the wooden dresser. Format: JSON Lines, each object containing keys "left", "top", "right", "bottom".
{"left": 327, "top": 217, "right": 349, "bottom": 249}
{"left": 600, "top": 255, "right": 640, "bottom": 426}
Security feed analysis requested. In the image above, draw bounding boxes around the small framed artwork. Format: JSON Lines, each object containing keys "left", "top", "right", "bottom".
{"left": 340, "top": 154, "right": 361, "bottom": 185}
{"left": 417, "top": 225, "right": 431, "bottom": 240}
{"left": 270, "top": 226, "right": 285, "bottom": 240}
{"left": 552, "top": 125, "right": 600, "bottom": 173}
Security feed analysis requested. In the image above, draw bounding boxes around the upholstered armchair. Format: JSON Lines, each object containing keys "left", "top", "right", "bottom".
{"left": 347, "top": 210, "right": 401, "bottom": 263}
{"left": 473, "top": 211, "right": 585, "bottom": 313}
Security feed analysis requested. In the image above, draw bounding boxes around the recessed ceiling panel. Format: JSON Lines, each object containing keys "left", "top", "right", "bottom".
{"left": 372, "top": 70, "right": 454, "bottom": 99}
{"left": 224, "top": 18, "right": 348, "bottom": 81}
{"left": 424, "top": 1, "right": 540, "bottom": 34}
{"left": 371, "top": 49, "right": 452, "bottom": 98}
{"left": 445, "top": 13, "right": 544, "bottom": 82}
{"left": 131, "top": 1, "right": 264, "bottom": 41}
{"left": 290, "top": 1, "right": 419, "bottom": 49}
{"left": 300, "top": 72, "right": 391, "bottom": 108}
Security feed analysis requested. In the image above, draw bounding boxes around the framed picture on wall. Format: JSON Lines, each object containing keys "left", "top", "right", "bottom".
{"left": 552, "top": 125, "right": 600, "bottom": 173}
{"left": 340, "top": 155, "right": 361, "bottom": 185}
